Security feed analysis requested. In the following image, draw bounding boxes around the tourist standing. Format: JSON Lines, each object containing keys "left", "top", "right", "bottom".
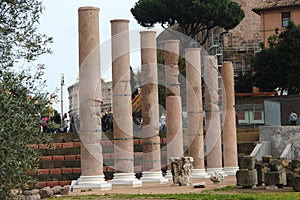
{"left": 160, "top": 113, "right": 166, "bottom": 131}
{"left": 289, "top": 111, "right": 298, "bottom": 126}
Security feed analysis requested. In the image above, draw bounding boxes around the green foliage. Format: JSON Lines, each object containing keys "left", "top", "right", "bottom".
{"left": 235, "top": 71, "right": 253, "bottom": 93}
{"left": 131, "top": 0, "right": 244, "bottom": 44}
{"left": 0, "top": 0, "right": 53, "bottom": 198}
{"left": 251, "top": 21, "right": 300, "bottom": 95}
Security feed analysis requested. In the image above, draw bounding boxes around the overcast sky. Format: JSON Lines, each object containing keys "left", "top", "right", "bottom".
{"left": 38, "top": 0, "right": 162, "bottom": 113}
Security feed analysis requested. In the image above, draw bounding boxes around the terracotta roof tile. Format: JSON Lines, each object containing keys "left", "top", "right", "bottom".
{"left": 253, "top": 0, "right": 300, "bottom": 14}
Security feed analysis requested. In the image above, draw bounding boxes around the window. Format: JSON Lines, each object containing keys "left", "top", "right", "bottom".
{"left": 282, "top": 12, "right": 291, "bottom": 27}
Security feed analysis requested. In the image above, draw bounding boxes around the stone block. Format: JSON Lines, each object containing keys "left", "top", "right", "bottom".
{"left": 286, "top": 171, "right": 295, "bottom": 187}
{"left": 264, "top": 169, "right": 287, "bottom": 187}
{"left": 292, "top": 175, "right": 300, "bottom": 192}
{"left": 290, "top": 159, "right": 300, "bottom": 169}
{"left": 238, "top": 156, "right": 256, "bottom": 170}
{"left": 256, "top": 166, "right": 268, "bottom": 185}
{"left": 269, "top": 159, "right": 284, "bottom": 171}
{"left": 170, "top": 157, "right": 193, "bottom": 186}
{"left": 236, "top": 169, "right": 258, "bottom": 187}
{"left": 39, "top": 186, "right": 54, "bottom": 198}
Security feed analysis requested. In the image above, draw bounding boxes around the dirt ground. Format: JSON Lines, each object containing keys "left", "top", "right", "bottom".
{"left": 69, "top": 175, "right": 296, "bottom": 197}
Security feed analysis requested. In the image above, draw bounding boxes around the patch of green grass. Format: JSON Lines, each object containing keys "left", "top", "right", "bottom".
{"left": 51, "top": 192, "right": 300, "bottom": 200}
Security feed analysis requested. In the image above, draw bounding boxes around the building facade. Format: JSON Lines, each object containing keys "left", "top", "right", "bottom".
{"left": 252, "top": 0, "right": 300, "bottom": 47}
{"left": 68, "top": 79, "right": 112, "bottom": 118}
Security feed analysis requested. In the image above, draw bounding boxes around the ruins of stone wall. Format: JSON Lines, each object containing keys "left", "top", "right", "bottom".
{"left": 259, "top": 126, "right": 300, "bottom": 158}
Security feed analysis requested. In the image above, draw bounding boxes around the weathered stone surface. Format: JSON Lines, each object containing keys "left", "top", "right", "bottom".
{"left": 290, "top": 159, "right": 300, "bottom": 169}
{"left": 236, "top": 169, "right": 258, "bottom": 187}
{"left": 292, "top": 175, "right": 300, "bottom": 192}
{"left": 226, "top": 0, "right": 261, "bottom": 45}
{"left": 210, "top": 172, "right": 224, "bottom": 183}
{"left": 170, "top": 157, "right": 193, "bottom": 186}
{"left": 259, "top": 126, "right": 300, "bottom": 159}
{"left": 204, "top": 56, "right": 222, "bottom": 170}
{"left": 28, "top": 189, "right": 40, "bottom": 195}
{"left": 185, "top": 48, "right": 205, "bottom": 173}
{"left": 222, "top": 62, "right": 238, "bottom": 172}
{"left": 52, "top": 186, "right": 62, "bottom": 195}
{"left": 269, "top": 159, "right": 284, "bottom": 171}
{"left": 264, "top": 169, "right": 287, "bottom": 187}
{"left": 27, "top": 194, "right": 41, "bottom": 200}
{"left": 60, "top": 185, "right": 70, "bottom": 195}
{"left": 286, "top": 171, "right": 295, "bottom": 187}
{"left": 238, "top": 155, "right": 256, "bottom": 170}
{"left": 256, "top": 166, "right": 268, "bottom": 185}
{"left": 39, "top": 187, "right": 54, "bottom": 198}
{"left": 78, "top": 6, "right": 104, "bottom": 176}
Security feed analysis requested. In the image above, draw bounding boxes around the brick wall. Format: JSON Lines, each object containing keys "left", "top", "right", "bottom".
{"left": 29, "top": 129, "right": 258, "bottom": 187}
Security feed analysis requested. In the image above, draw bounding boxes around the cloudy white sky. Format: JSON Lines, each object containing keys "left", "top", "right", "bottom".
{"left": 38, "top": 0, "right": 162, "bottom": 113}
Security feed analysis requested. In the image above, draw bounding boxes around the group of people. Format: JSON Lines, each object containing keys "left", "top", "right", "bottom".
{"left": 101, "top": 112, "right": 113, "bottom": 132}
{"left": 100, "top": 111, "right": 167, "bottom": 132}
{"left": 41, "top": 113, "right": 70, "bottom": 133}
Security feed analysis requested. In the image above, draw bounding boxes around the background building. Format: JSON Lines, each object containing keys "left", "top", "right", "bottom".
{"left": 252, "top": 0, "right": 300, "bottom": 47}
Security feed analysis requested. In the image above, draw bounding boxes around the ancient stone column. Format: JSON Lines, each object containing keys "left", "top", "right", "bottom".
{"left": 164, "top": 40, "right": 184, "bottom": 179}
{"left": 109, "top": 19, "right": 141, "bottom": 186}
{"left": 185, "top": 48, "right": 209, "bottom": 178}
{"left": 222, "top": 61, "right": 239, "bottom": 175}
{"left": 140, "top": 31, "right": 168, "bottom": 183}
{"left": 204, "top": 55, "right": 224, "bottom": 175}
{"left": 73, "top": 6, "right": 111, "bottom": 190}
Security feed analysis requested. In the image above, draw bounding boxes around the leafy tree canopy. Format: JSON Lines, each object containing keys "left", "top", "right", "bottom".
{"left": 251, "top": 21, "right": 300, "bottom": 95}
{"left": 131, "top": 0, "right": 244, "bottom": 44}
{"left": 0, "top": 0, "right": 53, "bottom": 198}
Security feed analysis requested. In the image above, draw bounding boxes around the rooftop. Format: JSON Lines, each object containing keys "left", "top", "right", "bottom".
{"left": 252, "top": 0, "right": 300, "bottom": 14}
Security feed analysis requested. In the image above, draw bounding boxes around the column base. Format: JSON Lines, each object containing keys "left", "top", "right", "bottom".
{"left": 192, "top": 169, "right": 211, "bottom": 179}
{"left": 206, "top": 168, "right": 228, "bottom": 177}
{"left": 109, "top": 173, "right": 142, "bottom": 187}
{"left": 71, "top": 175, "right": 112, "bottom": 192}
{"left": 223, "top": 166, "right": 239, "bottom": 176}
{"left": 164, "top": 170, "right": 173, "bottom": 181}
{"left": 141, "top": 171, "right": 169, "bottom": 183}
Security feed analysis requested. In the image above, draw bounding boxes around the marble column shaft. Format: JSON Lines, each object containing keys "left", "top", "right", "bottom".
{"left": 204, "top": 56, "right": 223, "bottom": 170}
{"left": 185, "top": 48, "right": 205, "bottom": 170}
{"left": 221, "top": 61, "right": 238, "bottom": 169}
{"left": 78, "top": 6, "right": 103, "bottom": 176}
{"left": 164, "top": 40, "right": 181, "bottom": 97}
{"left": 140, "top": 31, "right": 162, "bottom": 172}
{"left": 165, "top": 40, "right": 184, "bottom": 164}
{"left": 111, "top": 19, "right": 134, "bottom": 173}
